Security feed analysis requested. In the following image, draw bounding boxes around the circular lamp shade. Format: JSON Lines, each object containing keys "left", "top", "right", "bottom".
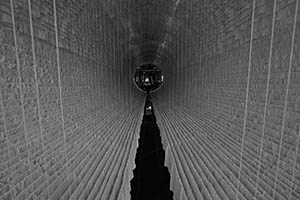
{"left": 134, "top": 64, "right": 163, "bottom": 93}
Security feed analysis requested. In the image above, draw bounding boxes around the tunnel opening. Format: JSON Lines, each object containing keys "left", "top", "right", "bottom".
{"left": 134, "top": 64, "right": 163, "bottom": 93}
{"left": 130, "top": 94, "right": 173, "bottom": 200}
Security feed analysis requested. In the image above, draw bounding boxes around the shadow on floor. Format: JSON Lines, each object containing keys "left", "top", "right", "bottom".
{"left": 130, "top": 99, "right": 173, "bottom": 200}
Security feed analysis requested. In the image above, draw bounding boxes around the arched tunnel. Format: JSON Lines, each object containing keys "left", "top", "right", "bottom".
{"left": 0, "top": 0, "right": 300, "bottom": 199}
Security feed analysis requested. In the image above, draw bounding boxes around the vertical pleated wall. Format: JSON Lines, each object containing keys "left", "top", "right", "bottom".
{"left": 0, "top": 0, "right": 144, "bottom": 199}
{"left": 153, "top": 0, "right": 300, "bottom": 200}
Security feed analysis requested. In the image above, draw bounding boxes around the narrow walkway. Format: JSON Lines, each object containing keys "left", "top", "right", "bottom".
{"left": 130, "top": 98, "right": 173, "bottom": 200}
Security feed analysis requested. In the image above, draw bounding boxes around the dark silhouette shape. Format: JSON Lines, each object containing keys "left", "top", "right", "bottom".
{"left": 130, "top": 95, "right": 173, "bottom": 200}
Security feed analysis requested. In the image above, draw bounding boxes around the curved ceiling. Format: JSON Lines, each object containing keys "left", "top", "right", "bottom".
{"left": 61, "top": 0, "right": 224, "bottom": 71}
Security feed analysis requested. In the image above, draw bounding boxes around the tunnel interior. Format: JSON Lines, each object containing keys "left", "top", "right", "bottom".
{"left": 0, "top": 0, "right": 300, "bottom": 200}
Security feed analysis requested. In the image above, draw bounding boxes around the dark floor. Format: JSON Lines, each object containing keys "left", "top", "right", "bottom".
{"left": 130, "top": 99, "right": 173, "bottom": 200}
